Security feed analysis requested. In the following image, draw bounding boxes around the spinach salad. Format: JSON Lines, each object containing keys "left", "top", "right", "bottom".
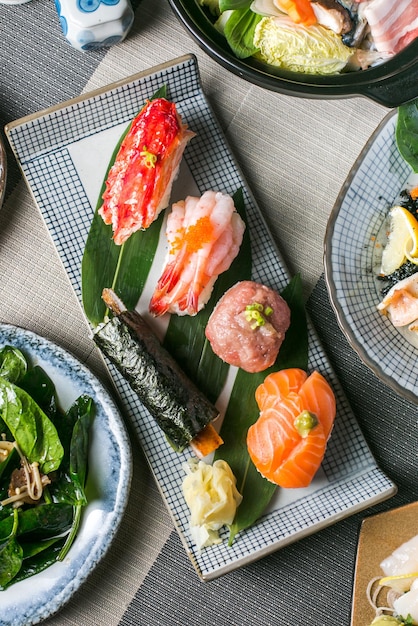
{"left": 0, "top": 345, "right": 94, "bottom": 589}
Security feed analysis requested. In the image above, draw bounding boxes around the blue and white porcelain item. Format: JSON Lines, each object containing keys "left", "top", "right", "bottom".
{"left": 0, "top": 323, "right": 132, "bottom": 626}
{"left": 54, "top": 0, "right": 134, "bottom": 51}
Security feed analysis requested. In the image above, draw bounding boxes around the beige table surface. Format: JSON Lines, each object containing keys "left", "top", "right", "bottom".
{"left": 0, "top": 0, "right": 396, "bottom": 623}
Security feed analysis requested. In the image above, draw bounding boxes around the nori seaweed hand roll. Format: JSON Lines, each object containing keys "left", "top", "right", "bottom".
{"left": 93, "top": 289, "right": 222, "bottom": 455}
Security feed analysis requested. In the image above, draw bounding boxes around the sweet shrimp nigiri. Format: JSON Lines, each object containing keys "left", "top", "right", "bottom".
{"left": 149, "top": 191, "right": 246, "bottom": 317}
{"left": 99, "top": 98, "right": 195, "bottom": 245}
{"left": 247, "top": 368, "right": 336, "bottom": 488}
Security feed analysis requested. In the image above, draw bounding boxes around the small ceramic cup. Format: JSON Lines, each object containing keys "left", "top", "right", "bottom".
{"left": 54, "top": 0, "right": 135, "bottom": 51}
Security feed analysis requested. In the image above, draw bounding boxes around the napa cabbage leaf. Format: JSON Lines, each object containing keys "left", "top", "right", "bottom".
{"left": 254, "top": 16, "right": 353, "bottom": 74}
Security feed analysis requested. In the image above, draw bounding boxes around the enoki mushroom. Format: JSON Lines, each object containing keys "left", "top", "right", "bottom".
{"left": 0, "top": 441, "right": 51, "bottom": 507}
{"left": 366, "top": 575, "right": 401, "bottom": 620}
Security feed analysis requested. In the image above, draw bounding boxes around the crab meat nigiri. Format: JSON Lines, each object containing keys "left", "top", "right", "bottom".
{"left": 247, "top": 368, "right": 336, "bottom": 488}
{"left": 149, "top": 191, "right": 246, "bottom": 317}
{"left": 99, "top": 97, "right": 195, "bottom": 245}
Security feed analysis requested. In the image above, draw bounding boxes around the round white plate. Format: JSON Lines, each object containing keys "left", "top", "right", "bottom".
{"left": 324, "top": 109, "right": 418, "bottom": 404}
{"left": 0, "top": 323, "right": 132, "bottom": 626}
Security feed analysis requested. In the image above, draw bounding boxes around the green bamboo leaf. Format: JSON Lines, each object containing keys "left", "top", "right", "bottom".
{"left": 82, "top": 86, "right": 167, "bottom": 327}
{"left": 276, "top": 273, "right": 308, "bottom": 371}
{"left": 162, "top": 188, "right": 252, "bottom": 403}
{"left": 214, "top": 273, "right": 308, "bottom": 543}
{"left": 82, "top": 213, "right": 164, "bottom": 326}
{"left": 82, "top": 88, "right": 309, "bottom": 544}
{"left": 216, "top": 367, "right": 276, "bottom": 545}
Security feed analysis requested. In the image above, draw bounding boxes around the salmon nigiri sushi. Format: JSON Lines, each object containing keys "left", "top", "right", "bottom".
{"left": 99, "top": 97, "right": 195, "bottom": 245}
{"left": 247, "top": 368, "right": 336, "bottom": 488}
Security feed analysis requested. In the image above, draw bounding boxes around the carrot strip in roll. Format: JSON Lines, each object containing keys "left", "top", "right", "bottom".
{"left": 94, "top": 289, "right": 222, "bottom": 456}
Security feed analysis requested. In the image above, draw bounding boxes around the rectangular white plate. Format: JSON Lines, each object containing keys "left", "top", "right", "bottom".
{"left": 5, "top": 54, "right": 396, "bottom": 581}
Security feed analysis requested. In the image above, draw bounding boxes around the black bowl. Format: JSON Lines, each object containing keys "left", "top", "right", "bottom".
{"left": 168, "top": 0, "right": 418, "bottom": 108}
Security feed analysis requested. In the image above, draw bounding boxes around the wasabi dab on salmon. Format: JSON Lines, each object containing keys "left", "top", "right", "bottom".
{"left": 247, "top": 368, "right": 336, "bottom": 488}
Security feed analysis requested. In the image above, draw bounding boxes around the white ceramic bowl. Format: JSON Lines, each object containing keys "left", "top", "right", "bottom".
{"left": 0, "top": 323, "right": 132, "bottom": 626}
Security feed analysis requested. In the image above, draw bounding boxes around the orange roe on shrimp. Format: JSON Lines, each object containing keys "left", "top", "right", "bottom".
{"left": 171, "top": 216, "right": 215, "bottom": 254}
{"left": 149, "top": 191, "right": 246, "bottom": 317}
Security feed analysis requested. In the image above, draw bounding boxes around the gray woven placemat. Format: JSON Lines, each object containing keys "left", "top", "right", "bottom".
{"left": 0, "top": 0, "right": 113, "bottom": 193}
{"left": 119, "top": 275, "right": 416, "bottom": 626}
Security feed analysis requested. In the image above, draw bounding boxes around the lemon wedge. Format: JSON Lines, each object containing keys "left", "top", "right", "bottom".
{"left": 378, "top": 571, "right": 418, "bottom": 593}
{"left": 381, "top": 206, "right": 418, "bottom": 275}
{"left": 405, "top": 247, "right": 418, "bottom": 265}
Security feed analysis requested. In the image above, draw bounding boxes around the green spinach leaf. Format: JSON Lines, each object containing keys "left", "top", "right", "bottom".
{"left": 0, "top": 346, "right": 27, "bottom": 384}
{"left": 0, "top": 511, "right": 22, "bottom": 589}
{"left": 53, "top": 395, "right": 94, "bottom": 502}
{"left": 20, "top": 365, "right": 58, "bottom": 422}
{"left": 0, "top": 361, "right": 95, "bottom": 586}
{"left": 69, "top": 395, "right": 94, "bottom": 504}
{"left": 9, "top": 539, "right": 65, "bottom": 588}
{"left": 58, "top": 396, "right": 94, "bottom": 560}
{"left": 16, "top": 504, "right": 73, "bottom": 540}
{"left": 20, "top": 536, "right": 63, "bottom": 559}
{"left": 0, "top": 376, "right": 64, "bottom": 474}
{"left": 0, "top": 536, "right": 23, "bottom": 589}
{"left": 0, "top": 446, "right": 19, "bottom": 482}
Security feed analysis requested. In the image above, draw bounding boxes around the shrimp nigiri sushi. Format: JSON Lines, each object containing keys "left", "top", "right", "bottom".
{"left": 99, "top": 97, "right": 195, "bottom": 245}
{"left": 247, "top": 368, "right": 336, "bottom": 488}
{"left": 149, "top": 191, "right": 246, "bottom": 317}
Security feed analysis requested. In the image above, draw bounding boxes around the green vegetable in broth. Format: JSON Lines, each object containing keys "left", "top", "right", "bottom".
{"left": 397, "top": 100, "right": 418, "bottom": 173}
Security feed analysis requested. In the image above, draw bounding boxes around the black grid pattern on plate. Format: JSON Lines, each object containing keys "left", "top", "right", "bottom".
{"left": 23, "top": 150, "right": 91, "bottom": 296}
{"left": 7, "top": 56, "right": 394, "bottom": 580}
{"left": 8, "top": 56, "right": 200, "bottom": 162}
{"left": 186, "top": 468, "right": 395, "bottom": 578}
